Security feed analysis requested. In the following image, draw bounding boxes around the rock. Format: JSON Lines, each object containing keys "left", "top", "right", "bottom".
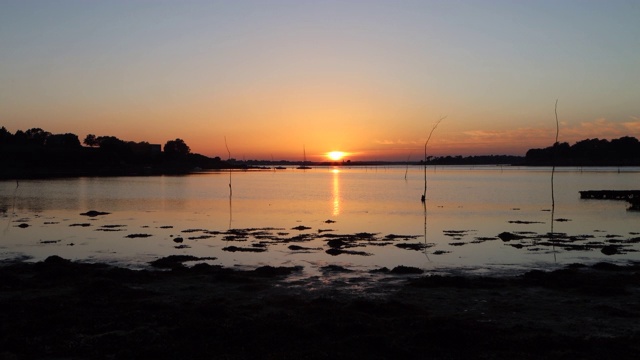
{"left": 125, "top": 233, "right": 153, "bottom": 238}
{"left": 390, "top": 266, "right": 424, "bottom": 275}
{"left": 44, "top": 255, "right": 71, "bottom": 265}
{"left": 327, "top": 239, "right": 348, "bottom": 248}
{"left": 288, "top": 245, "right": 320, "bottom": 251}
{"left": 149, "top": 255, "right": 204, "bottom": 268}
{"left": 222, "top": 246, "right": 266, "bottom": 253}
{"left": 291, "top": 225, "right": 311, "bottom": 231}
{"left": 395, "top": 243, "right": 428, "bottom": 251}
{"left": 173, "top": 237, "right": 184, "bottom": 243}
{"left": 17, "top": 223, "right": 29, "bottom": 228}
{"left": 80, "top": 210, "right": 110, "bottom": 217}
{"left": 601, "top": 245, "right": 620, "bottom": 256}
{"left": 320, "top": 265, "right": 353, "bottom": 273}
{"left": 497, "top": 232, "right": 525, "bottom": 242}
{"left": 432, "top": 250, "right": 451, "bottom": 255}
{"left": 325, "top": 248, "right": 371, "bottom": 256}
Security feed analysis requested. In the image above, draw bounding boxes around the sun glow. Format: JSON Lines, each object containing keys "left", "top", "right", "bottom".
{"left": 327, "top": 151, "right": 346, "bottom": 161}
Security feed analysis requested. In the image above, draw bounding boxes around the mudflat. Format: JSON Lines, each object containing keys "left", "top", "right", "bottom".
{"left": 2, "top": 256, "right": 640, "bottom": 359}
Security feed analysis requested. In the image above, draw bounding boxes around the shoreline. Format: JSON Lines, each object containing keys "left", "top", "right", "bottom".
{"left": 2, "top": 256, "right": 640, "bottom": 359}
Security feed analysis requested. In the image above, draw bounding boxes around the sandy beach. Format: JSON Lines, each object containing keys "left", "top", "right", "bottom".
{"left": 2, "top": 256, "right": 640, "bottom": 359}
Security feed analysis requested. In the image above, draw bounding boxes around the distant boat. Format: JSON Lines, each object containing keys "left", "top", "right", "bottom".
{"left": 296, "top": 145, "right": 312, "bottom": 170}
{"left": 274, "top": 166, "right": 287, "bottom": 170}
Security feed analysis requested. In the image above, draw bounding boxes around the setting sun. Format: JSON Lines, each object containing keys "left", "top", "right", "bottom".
{"left": 327, "top": 151, "right": 346, "bottom": 161}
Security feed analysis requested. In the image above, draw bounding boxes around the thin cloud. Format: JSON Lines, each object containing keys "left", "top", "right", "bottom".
{"left": 462, "top": 118, "right": 640, "bottom": 146}
{"left": 373, "top": 139, "right": 419, "bottom": 146}
{"left": 371, "top": 117, "right": 640, "bottom": 157}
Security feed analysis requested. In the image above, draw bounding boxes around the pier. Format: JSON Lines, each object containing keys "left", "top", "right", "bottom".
{"left": 579, "top": 190, "right": 640, "bottom": 211}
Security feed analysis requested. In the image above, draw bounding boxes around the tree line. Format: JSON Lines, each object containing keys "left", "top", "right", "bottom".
{"left": 2, "top": 126, "right": 639, "bottom": 177}
{"left": 0, "top": 127, "right": 226, "bottom": 178}
{"left": 525, "top": 136, "right": 640, "bottom": 166}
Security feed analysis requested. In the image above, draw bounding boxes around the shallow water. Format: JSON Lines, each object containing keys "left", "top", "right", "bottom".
{"left": 1, "top": 166, "right": 639, "bottom": 276}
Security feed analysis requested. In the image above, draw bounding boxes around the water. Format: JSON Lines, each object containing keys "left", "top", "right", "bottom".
{"left": 1, "top": 166, "right": 639, "bottom": 276}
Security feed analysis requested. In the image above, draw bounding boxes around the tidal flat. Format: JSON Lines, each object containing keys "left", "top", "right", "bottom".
{"left": 2, "top": 256, "right": 640, "bottom": 359}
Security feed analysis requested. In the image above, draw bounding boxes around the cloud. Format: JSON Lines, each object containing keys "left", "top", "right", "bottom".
{"left": 563, "top": 117, "right": 640, "bottom": 140}
{"left": 374, "top": 139, "right": 419, "bottom": 146}
{"left": 370, "top": 117, "right": 640, "bottom": 157}
{"left": 623, "top": 119, "right": 640, "bottom": 133}
{"left": 461, "top": 117, "right": 640, "bottom": 147}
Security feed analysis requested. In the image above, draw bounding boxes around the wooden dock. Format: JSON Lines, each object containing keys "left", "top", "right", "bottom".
{"left": 579, "top": 190, "right": 640, "bottom": 210}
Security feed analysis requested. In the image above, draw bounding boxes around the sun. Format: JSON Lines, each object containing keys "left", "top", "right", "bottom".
{"left": 327, "top": 151, "right": 346, "bottom": 161}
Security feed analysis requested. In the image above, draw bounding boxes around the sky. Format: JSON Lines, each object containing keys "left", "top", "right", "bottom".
{"left": 1, "top": 0, "right": 639, "bottom": 161}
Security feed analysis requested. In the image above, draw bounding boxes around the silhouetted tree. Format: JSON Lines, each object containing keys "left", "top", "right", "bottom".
{"left": 526, "top": 136, "right": 640, "bottom": 165}
{"left": 610, "top": 136, "right": 639, "bottom": 158}
{"left": 164, "top": 138, "right": 190, "bottom": 155}
{"left": 96, "top": 136, "right": 126, "bottom": 150}
{"left": 45, "top": 133, "right": 82, "bottom": 149}
{"left": 83, "top": 134, "right": 98, "bottom": 147}
{"left": 24, "top": 128, "right": 51, "bottom": 146}
{"left": 0, "top": 127, "right": 11, "bottom": 146}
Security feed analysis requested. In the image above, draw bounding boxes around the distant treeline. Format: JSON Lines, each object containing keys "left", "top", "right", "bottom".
{"left": 423, "top": 155, "right": 525, "bottom": 166}
{"left": 525, "top": 136, "right": 640, "bottom": 166}
{"left": 2, "top": 127, "right": 639, "bottom": 178}
{"left": 0, "top": 127, "right": 228, "bottom": 178}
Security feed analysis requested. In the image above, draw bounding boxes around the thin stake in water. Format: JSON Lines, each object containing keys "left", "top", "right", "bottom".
{"left": 422, "top": 116, "right": 446, "bottom": 202}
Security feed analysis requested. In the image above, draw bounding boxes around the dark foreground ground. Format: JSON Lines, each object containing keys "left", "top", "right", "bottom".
{"left": 2, "top": 257, "right": 640, "bottom": 359}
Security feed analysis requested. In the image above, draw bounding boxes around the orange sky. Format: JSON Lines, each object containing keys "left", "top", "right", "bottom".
{"left": 1, "top": 1, "right": 638, "bottom": 162}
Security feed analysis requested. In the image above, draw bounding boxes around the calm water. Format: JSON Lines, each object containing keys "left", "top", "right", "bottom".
{"left": 1, "top": 166, "right": 639, "bottom": 276}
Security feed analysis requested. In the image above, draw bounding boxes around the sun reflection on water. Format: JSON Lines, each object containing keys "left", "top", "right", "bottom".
{"left": 332, "top": 168, "right": 340, "bottom": 216}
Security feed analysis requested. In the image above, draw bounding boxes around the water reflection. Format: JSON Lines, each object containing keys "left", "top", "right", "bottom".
{"left": 332, "top": 168, "right": 341, "bottom": 216}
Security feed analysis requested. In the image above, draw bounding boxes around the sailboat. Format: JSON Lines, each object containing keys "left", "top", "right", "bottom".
{"left": 296, "top": 145, "right": 312, "bottom": 169}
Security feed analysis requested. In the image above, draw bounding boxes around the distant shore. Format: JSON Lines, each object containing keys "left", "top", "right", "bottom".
{"left": 2, "top": 256, "right": 640, "bottom": 359}
{"left": 3, "top": 162, "right": 640, "bottom": 181}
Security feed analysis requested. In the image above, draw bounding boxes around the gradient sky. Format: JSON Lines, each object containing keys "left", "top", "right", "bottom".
{"left": 1, "top": 0, "right": 639, "bottom": 161}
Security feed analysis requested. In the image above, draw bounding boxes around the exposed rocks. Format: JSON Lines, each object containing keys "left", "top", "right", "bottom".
{"left": 395, "top": 243, "right": 431, "bottom": 251}
{"left": 125, "top": 233, "right": 153, "bottom": 238}
{"left": 222, "top": 246, "right": 267, "bottom": 253}
{"left": 320, "top": 265, "right": 353, "bottom": 273}
{"left": 2, "top": 257, "right": 640, "bottom": 359}
{"left": 325, "top": 248, "right": 371, "bottom": 256}
{"left": 497, "top": 232, "right": 525, "bottom": 241}
{"left": 327, "top": 239, "right": 349, "bottom": 248}
{"left": 291, "top": 225, "right": 312, "bottom": 231}
{"left": 432, "top": 250, "right": 451, "bottom": 255}
{"left": 390, "top": 266, "right": 423, "bottom": 274}
{"left": 288, "top": 245, "right": 321, "bottom": 251}
{"left": 601, "top": 245, "right": 621, "bottom": 256}
{"left": 80, "top": 210, "right": 110, "bottom": 217}
{"left": 150, "top": 255, "right": 205, "bottom": 268}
